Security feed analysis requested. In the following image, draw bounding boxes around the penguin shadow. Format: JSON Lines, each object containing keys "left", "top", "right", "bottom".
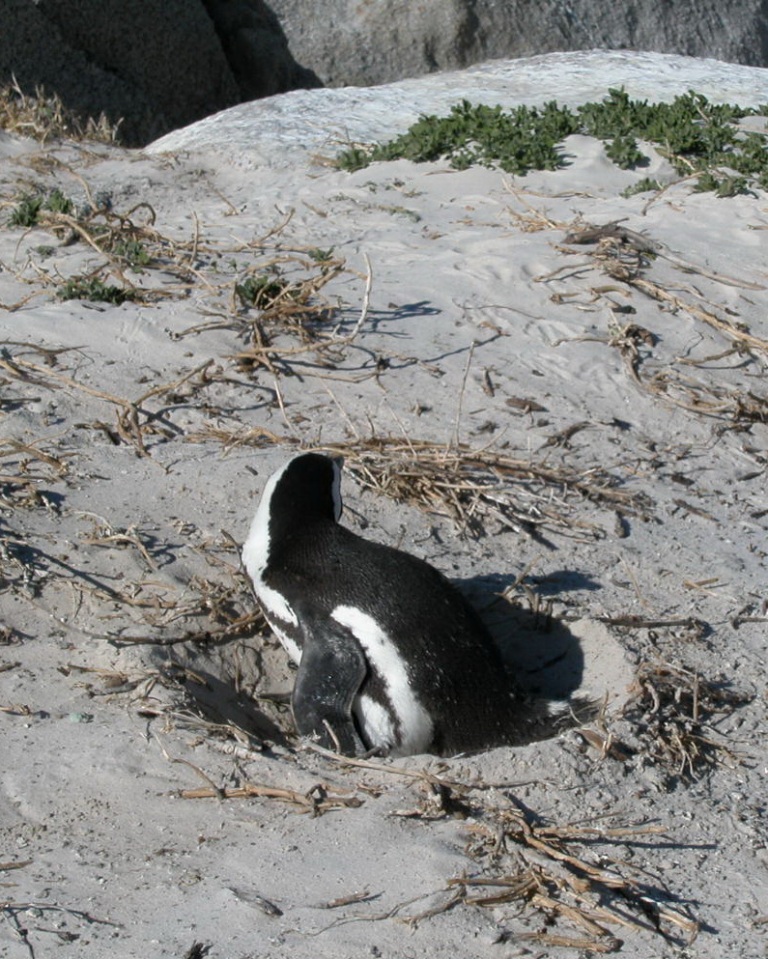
{"left": 168, "top": 644, "right": 292, "bottom": 749}
{"left": 458, "top": 573, "right": 589, "bottom": 703}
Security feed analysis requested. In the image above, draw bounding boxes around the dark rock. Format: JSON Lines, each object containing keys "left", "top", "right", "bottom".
{"left": 267, "top": 0, "right": 768, "bottom": 88}
{"left": 201, "top": 0, "right": 320, "bottom": 101}
{"left": 0, "top": 0, "right": 320, "bottom": 146}
{"left": 3, "top": 0, "right": 764, "bottom": 147}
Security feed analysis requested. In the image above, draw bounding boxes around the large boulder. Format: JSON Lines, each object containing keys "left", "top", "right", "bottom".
{"left": 268, "top": 0, "right": 768, "bottom": 88}
{"left": 201, "top": 0, "right": 320, "bottom": 102}
{"left": 3, "top": 0, "right": 765, "bottom": 147}
{"left": 0, "top": 0, "right": 320, "bottom": 146}
{"left": 148, "top": 50, "right": 768, "bottom": 165}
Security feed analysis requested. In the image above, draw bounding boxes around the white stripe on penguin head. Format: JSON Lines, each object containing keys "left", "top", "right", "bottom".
{"left": 242, "top": 458, "right": 298, "bottom": 630}
{"left": 242, "top": 458, "right": 289, "bottom": 580}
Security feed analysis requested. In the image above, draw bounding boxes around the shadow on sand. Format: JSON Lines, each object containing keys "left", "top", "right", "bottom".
{"left": 458, "top": 573, "right": 587, "bottom": 700}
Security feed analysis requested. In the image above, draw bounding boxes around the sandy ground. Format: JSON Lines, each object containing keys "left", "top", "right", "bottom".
{"left": 1, "top": 53, "right": 767, "bottom": 958}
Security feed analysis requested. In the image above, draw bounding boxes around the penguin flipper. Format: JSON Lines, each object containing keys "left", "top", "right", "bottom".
{"left": 291, "top": 614, "right": 368, "bottom": 757}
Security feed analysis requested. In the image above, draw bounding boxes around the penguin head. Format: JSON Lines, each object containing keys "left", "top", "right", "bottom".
{"left": 268, "top": 452, "right": 344, "bottom": 528}
{"left": 244, "top": 452, "right": 344, "bottom": 575}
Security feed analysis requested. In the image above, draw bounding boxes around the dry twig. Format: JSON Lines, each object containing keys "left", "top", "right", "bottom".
{"left": 619, "top": 658, "right": 752, "bottom": 782}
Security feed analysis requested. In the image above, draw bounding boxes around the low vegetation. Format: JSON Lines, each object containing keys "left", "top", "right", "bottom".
{"left": 338, "top": 88, "right": 768, "bottom": 195}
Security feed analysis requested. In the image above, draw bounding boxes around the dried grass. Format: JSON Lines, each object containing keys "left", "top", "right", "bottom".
{"left": 335, "top": 437, "right": 646, "bottom": 539}
{"left": 73, "top": 551, "right": 263, "bottom": 650}
{"left": 542, "top": 220, "right": 768, "bottom": 426}
{"left": 2, "top": 190, "right": 206, "bottom": 306}
{"left": 188, "top": 428, "right": 649, "bottom": 540}
{"left": 1, "top": 342, "right": 215, "bottom": 457}
{"left": 179, "top": 781, "right": 363, "bottom": 815}
{"left": 308, "top": 749, "right": 698, "bottom": 951}
{"left": 0, "top": 76, "right": 119, "bottom": 144}
{"left": 2, "top": 170, "right": 364, "bottom": 379}
{"left": 0, "top": 146, "right": 755, "bottom": 956}
{"left": 455, "top": 804, "right": 696, "bottom": 950}
{"left": 0, "top": 436, "right": 69, "bottom": 510}
{"left": 451, "top": 862, "right": 692, "bottom": 951}
{"left": 619, "top": 658, "right": 752, "bottom": 783}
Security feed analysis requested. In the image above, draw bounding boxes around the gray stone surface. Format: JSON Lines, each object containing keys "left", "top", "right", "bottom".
{"left": 148, "top": 51, "right": 768, "bottom": 169}
{"left": 0, "top": 0, "right": 319, "bottom": 146}
{"left": 268, "top": 0, "right": 768, "bottom": 87}
{"left": 201, "top": 0, "right": 320, "bottom": 101}
{"left": 2, "top": 0, "right": 766, "bottom": 147}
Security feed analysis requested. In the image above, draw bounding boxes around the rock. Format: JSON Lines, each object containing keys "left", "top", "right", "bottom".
{"left": 267, "top": 0, "right": 768, "bottom": 88}
{"left": 0, "top": 0, "right": 320, "bottom": 146}
{"left": 148, "top": 51, "right": 768, "bottom": 168}
{"left": 3, "top": 0, "right": 764, "bottom": 148}
{"left": 201, "top": 0, "right": 320, "bottom": 102}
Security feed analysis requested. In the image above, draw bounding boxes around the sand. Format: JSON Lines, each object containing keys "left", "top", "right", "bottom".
{"left": 1, "top": 52, "right": 767, "bottom": 957}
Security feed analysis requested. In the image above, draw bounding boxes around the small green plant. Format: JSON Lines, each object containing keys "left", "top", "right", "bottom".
{"left": 693, "top": 171, "right": 751, "bottom": 197}
{"left": 337, "top": 88, "right": 768, "bottom": 196}
{"left": 112, "top": 238, "right": 151, "bottom": 269}
{"left": 45, "top": 188, "right": 73, "bottom": 215}
{"left": 604, "top": 134, "right": 646, "bottom": 169}
{"left": 58, "top": 276, "right": 135, "bottom": 304}
{"left": 380, "top": 204, "right": 421, "bottom": 222}
{"left": 235, "top": 273, "right": 290, "bottom": 309}
{"left": 343, "top": 99, "right": 573, "bottom": 175}
{"left": 337, "top": 147, "right": 372, "bottom": 173}
{"left": 621, "top": 177, "right": 663, "bottom": 197}
{"left": 9, "top": 194, "right": 44, "bottom": 227}
{"left": 307, "top": 247, "right": 335, "bottom": 263}
{"left": 9, "top": 187, "right": 73, "bottom": 227}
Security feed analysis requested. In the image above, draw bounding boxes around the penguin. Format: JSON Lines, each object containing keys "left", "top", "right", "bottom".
{"left": 242, "top": 451, "right": 568, "bottom": 757}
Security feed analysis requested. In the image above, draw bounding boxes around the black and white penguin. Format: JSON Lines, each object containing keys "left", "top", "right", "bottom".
{"left": 242, "top": 451, "right": 567, "bottom": 757}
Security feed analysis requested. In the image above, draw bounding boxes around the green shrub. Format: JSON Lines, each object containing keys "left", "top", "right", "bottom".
{"left": 235, "top": 274, "right": 290, "bottom": 309}
{"left": 337, "top": 89, "right": 768, "bottom": 195}
{"left": 9, "top": 187, "right": 73, "bottom": 226}
{"left": 58, "top": 276, "right": 135, "bottom": 304}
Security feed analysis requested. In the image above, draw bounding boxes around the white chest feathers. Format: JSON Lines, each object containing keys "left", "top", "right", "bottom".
{"left": 332, "top": 605, "right": 434, "bottom": 756}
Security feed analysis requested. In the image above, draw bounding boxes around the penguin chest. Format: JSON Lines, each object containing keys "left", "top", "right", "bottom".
{"left": 261, "top": 595, "right": 435, "bottom": 756}
{"left": 331, "top": 605, "right": 434, "bottom": 757}
{"left": 244, "top": 535, "right": 434, "bottom": 754}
